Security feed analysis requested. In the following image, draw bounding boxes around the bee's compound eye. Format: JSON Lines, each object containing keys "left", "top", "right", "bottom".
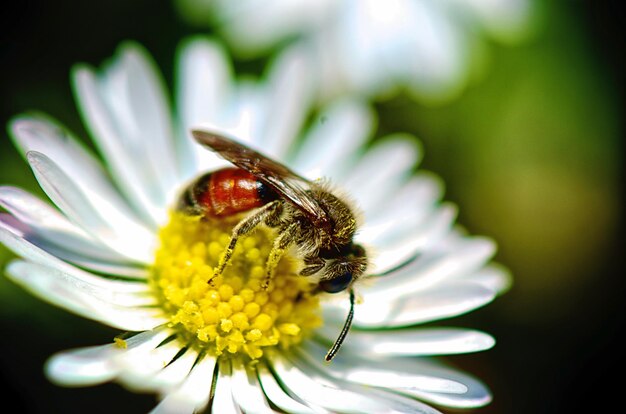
{"left": 319, "top": 272, "right": 353, "bottom": 294}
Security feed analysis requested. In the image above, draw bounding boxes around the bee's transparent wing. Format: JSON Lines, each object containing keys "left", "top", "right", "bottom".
{"left": 192, "top": 129, "right": 330, "bottom": 229}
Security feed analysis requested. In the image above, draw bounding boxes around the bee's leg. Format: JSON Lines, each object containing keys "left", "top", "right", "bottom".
{"left": 263, "top": 202, "right": 284, "bottom": 228}
{"left": 300, "top": 256, "right": 325, "bottom": 276}
{"left": 262, "top": 222, "right": 298, "bottom": 290}
{"left": 210, "top": 200, "right": 281, "bottom": 284}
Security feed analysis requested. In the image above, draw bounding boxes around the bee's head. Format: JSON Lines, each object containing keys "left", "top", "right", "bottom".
{"left": 319, "top": 243, "right": 368, "bottom": 294}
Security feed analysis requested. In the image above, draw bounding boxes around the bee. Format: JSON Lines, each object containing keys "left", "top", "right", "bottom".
{"left": 177, "top": 129, "right": 368, "bottom": 361}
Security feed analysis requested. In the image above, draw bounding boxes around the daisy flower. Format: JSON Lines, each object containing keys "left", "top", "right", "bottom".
{"left": 177, "top": 0, "right": 535, "bottom": 102}
{"left": 0, "top": 37, "right": 510, "bottom": 413}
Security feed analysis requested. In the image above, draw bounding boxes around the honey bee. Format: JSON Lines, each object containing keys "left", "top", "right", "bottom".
{"left": 177, "top": 129, "right": 368, "bottom": 360}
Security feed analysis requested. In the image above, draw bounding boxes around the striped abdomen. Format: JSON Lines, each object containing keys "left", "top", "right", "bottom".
{"left": 178, "top": 167, "right": 276, "bottom": 217}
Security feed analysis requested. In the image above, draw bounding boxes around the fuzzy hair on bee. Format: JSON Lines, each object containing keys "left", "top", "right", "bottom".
{"left": 287, "top": 179, "right": 368, "bottom": 282}
{"left": 181, "top": 129, "right": 370, "bottom": 360}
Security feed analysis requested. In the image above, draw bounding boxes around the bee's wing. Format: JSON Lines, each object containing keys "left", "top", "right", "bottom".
{"left": 192, "top": 129, "right": 330, "bottom": 228}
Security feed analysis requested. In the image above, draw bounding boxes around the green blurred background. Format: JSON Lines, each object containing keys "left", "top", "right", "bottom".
{"left": 0, "top": 1, "right": 623, "bottom": 413}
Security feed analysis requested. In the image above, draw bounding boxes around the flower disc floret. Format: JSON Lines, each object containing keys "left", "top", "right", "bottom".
{"left": 151, "top": 212, "right": 322, "bottom": 360}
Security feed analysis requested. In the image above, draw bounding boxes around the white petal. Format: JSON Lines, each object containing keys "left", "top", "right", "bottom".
{"left": 45, "top": 344, "right": 120, "bottom": 386}
{"left": 117, "top": 346, "right": 198, "bottom": 394}
{"left": 73, "top": 337, "right": 194, "bottom": 401}
{"left": 52, "top": 254, "right": 148, "bottom": 279}
{"left": 257, "top": 44, "right": 314, "bottom": 160}
{"left": 8, "top": 115, "right": 147, "bottom": 226}
{"left": 366, "top": 236, "right": 497, "bottom": 299}
{"left": 176, "top": 37, "right": 233, "bottom": 179}
{"left": 299, "top": 346, "right": 446, "bottom": 413}
{"left": 211, "top": 359, "right": 240, "bottom": 413}
{"left": 1, "top": 212, "right": 147, "bottom": 279}
{"left": 26, "top": 151, "right": 156, "bottom": 263}
{"left": 335, "top": 0, "right": 466, "bottom": 99}
{"left": 453, "top": 0, "right": 533, "bottom": 41}
{"left": 290, "top": 100, "right": 373, "bottom": 180}
{"left": 405, "top": 0, "right": 467, "bottom": 98}
{"left": 217, "top": 79, "right": 268, "bottom": 146}
{"left": 316, "top": 326, "right": 495, "bottom": 356}
{"left": 269, "top": 352, "right": 388, "bottom": 413}
{"left": 5, "top": 260, "right": 165, "bottom": 331}
{"left": 0, "top": 217, "right": 144, "bottom": 283}
{"left": 391, "top": 358, "right": 492, "bottom": 408}
{"left": 8, "top": 117, "right": 157, "bottom": 254}
{"left": 465, "top": 263, "right": 512, "bottom": 294}
{"left": 300, "top": 341, "right": 467, "bottom": 395}
{"left": 299, "top": 341, "right": 490, "bottom": 408}
{"left": 7, "top": 258, "right": 150, "bottom": 299}
{"left": 45, "top": 328, "right": 171, "bottom": 386}
{"left": 357, "top": 173, "right": 443, "bottom": 244}
{"left": 116, "top": 339, "right": 184, "bottom": 391}
{"left": 350, "top": 387, "right": 444, "bottom": 414}
{"left": 366, "top": 204, "right": 458, "bottom": 275}
{"left": 256, "top": 361, "right": 317, "bottom": 414}
{"left": 73, "top": 65, "right": 166, "bottom": 224}
{"left": 231, "top": 358, "right": 273, "bottom": 413}
{"left": 151, "top": 355, "right": 216, "bottom": 414}
{"left": 0, "top": 202, "right": 147, "bottom": 278}
{"left": 342, "top": 135, "right": 420, "bottom": 214}
{"left": 105, "top": 43, "right": 179, "bottom": 196}
{"left": 144, "top": 348, "right": 199, "bottom": 393}
{"left": 216, "top": 0, "right": 334, "bottom": 55}
{"left": 323, "top": 281, "right": 495, "bottom": 328}
{"left": 115, "top": 327, "right": 174, "bottom": 359}
{"left": 0, "top": 189, "right": 118, "bottom": 261}
{"left": 294, "top": 346, "right": 447, "bottom": 413}
{"left": 0, "top": 220, "right": 104, "bottom": 277}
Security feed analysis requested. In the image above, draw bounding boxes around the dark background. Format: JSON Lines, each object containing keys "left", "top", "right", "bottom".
{"left": 1, "top": 1, "right": 624, "bottom": 413}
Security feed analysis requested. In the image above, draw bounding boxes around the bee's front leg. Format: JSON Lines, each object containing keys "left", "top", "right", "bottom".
{"left": 300, "top": 256, "right": 325, "bottom": 276}
{"left": 210, "top": 200, "right": 281, "bottom": 285}
{"left": 262, "top": 222, "right": 298, "bottom": 290}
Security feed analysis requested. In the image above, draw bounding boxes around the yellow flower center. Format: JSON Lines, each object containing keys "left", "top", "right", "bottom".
{"left": 150, "top": 211, "right": 322, "bottom": 360}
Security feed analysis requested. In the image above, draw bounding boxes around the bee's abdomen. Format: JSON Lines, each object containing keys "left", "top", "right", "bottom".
{"left": 180, "top": 167, "right": 275, "bottom": 217}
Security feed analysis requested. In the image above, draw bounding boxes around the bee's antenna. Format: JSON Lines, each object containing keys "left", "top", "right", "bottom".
{"left": 325, "top": 289, "right": 355, "bottom": 361}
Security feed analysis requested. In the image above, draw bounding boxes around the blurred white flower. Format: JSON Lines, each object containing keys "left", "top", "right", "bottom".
{"left": 177, "top": 0, "right": 535, "bottom": 102}
{"left": 0, "top": 38, "right": 510, "bottom": 412}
